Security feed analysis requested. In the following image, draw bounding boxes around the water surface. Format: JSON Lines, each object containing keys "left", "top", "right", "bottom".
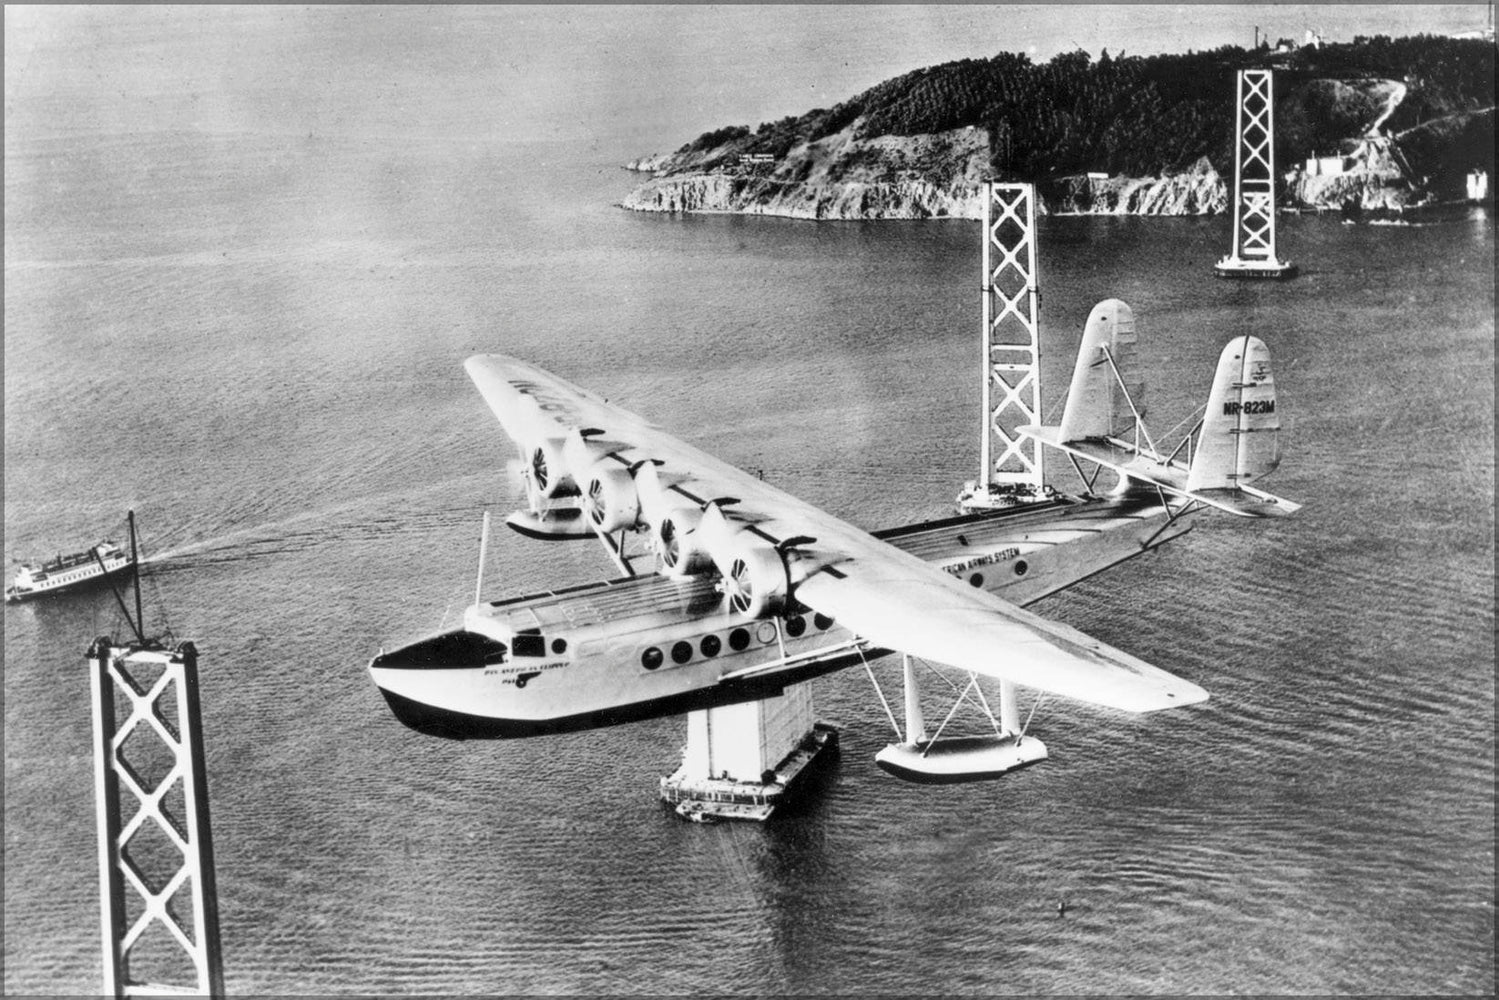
{"left": 5, "top": 10, "right": 1494, "bottom": 996}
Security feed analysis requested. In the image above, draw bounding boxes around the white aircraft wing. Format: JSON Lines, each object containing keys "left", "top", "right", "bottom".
{"left": 466, "top": 354, "right": 1207, "bottom": 714}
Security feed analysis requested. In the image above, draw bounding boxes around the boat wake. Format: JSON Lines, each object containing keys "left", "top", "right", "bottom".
{"left": 145, "top": 504, "right": 485, "bottom": 569}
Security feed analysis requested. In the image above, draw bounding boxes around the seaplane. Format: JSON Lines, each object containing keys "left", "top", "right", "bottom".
{"left": 369, "top": 298, "right": 1298, "bottom": 782}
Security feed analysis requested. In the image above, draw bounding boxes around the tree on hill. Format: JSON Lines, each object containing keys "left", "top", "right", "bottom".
{"left": 672, "top": 36, "right": 1493, "bottom": 186}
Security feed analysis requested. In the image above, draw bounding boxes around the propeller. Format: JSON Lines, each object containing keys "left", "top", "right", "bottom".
{"left": 726, "top": 557, "right": 756, "bottom": 615}
{"left": 698, "top": 503, "right": 788, "bottom": 618}
{"left": 531, "top": 446, "right": 550, "bottom": 492}
{"left": 659, "top": 517, "right": 684, "bottom": 569}
{"left": 587, "top": 477, "right": 607, "bottom": 526}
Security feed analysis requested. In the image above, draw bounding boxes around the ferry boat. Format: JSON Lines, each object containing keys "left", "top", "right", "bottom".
{"left": 6, "top": 539, "right": 134, "bottom": 603}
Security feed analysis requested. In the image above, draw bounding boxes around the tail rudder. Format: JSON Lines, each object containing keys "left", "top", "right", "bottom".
{"left": 1056, "top": 299, "right": 1145, "bottom": 443}
{"left": 1186, "top": 336, "right": 1281, "bottom": 491}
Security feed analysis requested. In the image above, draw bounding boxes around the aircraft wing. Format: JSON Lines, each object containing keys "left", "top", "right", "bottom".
{"left": 466, "top": 354, "right": 1207, "bottom": 714}
{"left": 794, "top": 571, "right": 1206, "bottom": 712}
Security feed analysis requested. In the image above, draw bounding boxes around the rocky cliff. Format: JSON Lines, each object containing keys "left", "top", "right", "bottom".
{"left": 622, "top": 125, "right": 1230, "bottom": 220}
{"left": 621, "top": 125, "right": 991, "bottom": 220}
{"left": 1286, "top": 135, "right": 1419, "bottom": 211}
{"left": 622, "top": 38, "right": 1494, "bottom": 220}
{"left": 1044, "top": 158, "right": 1228, "bottom": 215}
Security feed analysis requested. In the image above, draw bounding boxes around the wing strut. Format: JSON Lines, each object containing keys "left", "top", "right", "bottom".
{"left": 866, "top": 653, "right": 1051, "bottom": 783}
{"left": 591, "top": 524, "right": 636, "bottom": 578}
{"left": 858, "top": 647, "right": 904, "bottom": 741}
{"left": 474, "top": 511, "right": 491, "bottom": 607}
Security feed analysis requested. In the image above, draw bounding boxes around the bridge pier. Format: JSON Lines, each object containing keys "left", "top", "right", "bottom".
{"left": 660, "top": 684, "right": 837, "bottom": 821}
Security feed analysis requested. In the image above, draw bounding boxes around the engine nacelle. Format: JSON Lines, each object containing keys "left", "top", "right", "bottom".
{"left": 656, "top": 506, "right": 714, "bottom": 577}
{"left": 583, "top": 463, "right": 640, "bottom": 533}
{"left": 720, "top": 538, "right": 789, "bottom": 620}
{"left": 527, "top": 437, "right": 575, "bottom": 500}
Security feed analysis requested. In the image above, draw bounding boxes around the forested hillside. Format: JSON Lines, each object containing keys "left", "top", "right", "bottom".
{"left": 625, "top": 34, "right": 1494, "bottom": 218}
{"left": 677, "top": 35, "right": 1493, "bottom": 182}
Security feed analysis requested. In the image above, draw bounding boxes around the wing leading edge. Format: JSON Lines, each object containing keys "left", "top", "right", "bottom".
{"left": 465, "top": 353, "right": 1207, "bottom": 715}
{"left": 795, "top": 564, "right": 1207, "bottom": 713}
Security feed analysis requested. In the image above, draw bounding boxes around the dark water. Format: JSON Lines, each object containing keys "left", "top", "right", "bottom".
{"left": 6, "top": 20, "right": 1495, "bottom": 1000}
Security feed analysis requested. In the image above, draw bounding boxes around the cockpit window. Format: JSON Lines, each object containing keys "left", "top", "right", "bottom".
{"left": 512, "top": 633, "right": 546, "bottom": 658}
{"left": 374, "top": 631, "right": 509, "bottom": 670}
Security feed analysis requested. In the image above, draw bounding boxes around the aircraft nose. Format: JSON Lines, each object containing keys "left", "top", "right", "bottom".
{"left": 369, "top": 680, "right": 471, "bottom": 740}
{"left": 371, "top": 630, "right": 509, "bottom": 670}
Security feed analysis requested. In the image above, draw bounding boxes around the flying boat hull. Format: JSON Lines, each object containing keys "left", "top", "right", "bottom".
{"left": 371, "top": 495, "right": 1198, "bottom": 739}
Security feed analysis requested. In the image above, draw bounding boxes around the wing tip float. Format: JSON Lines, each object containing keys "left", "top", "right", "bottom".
{"left": 1019, "top": 300, "right": 1302, "bottom": 519}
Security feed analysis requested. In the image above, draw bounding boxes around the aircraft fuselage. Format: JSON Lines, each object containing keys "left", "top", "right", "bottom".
{"left": 370, "top": 493, "right": 1193, "bottom": 739}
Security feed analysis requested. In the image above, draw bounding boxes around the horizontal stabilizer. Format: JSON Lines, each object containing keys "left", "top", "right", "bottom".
{"left": 1021, "top": 333, "right": 1299, "bottom": 518}
{"left": 1019, "top": 427, "right": 1300, "bottom": 517}
{"left": 1189, "top": 485, "right": 1302, "bottom": 518}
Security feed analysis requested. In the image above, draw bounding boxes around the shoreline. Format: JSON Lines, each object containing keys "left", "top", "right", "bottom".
{"left": 616, "top": 165, "right": 1475, "bottom": 220}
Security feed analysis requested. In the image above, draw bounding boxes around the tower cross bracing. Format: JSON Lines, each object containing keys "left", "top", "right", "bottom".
{"left": 979, "top": 182, "right": 1044, "bottom": 490}
{"left": 89, "top": 639, "right": 223, "bottom": 998}
{"left": 1231, "top": 70, "right": 1278, "bottom": 263}
{"left": 1216, "top": 68, "right": 1294, "bottom": 278}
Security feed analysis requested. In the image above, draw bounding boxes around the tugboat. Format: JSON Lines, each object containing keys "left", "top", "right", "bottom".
{"left": 673, "top": 801, "right": 719, "bottom": 825}
{"left": 6, "top": 518, "right": 138, "bottom": 603}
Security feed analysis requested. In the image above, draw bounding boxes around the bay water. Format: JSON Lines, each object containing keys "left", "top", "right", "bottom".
{"left": 5, "top": 12, "right": 1494, "bottom": 996}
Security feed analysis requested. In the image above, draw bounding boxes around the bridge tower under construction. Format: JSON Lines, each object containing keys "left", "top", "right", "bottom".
{"left": 88, "top": 636, "right": 224, "bottom": 997}
{"left": 1215, "top": 68, "right": 1296, "bottom": 279}
{"left": 958, "top": 182, "right": 1053, "bottom": 511}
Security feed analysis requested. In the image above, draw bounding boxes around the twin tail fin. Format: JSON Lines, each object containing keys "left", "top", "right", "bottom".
{"left": 1019, "top": 300, "right": 1300, "bottom": 519}
{"left": 1186, "top": 335, "right": 1281, "bottom": 491}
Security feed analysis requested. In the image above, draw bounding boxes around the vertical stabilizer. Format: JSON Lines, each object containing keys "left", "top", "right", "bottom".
{"left": 1056, "top": 299, "right": 1144, "bottom": 442}
{"left": 1186, "top": 336, "right": 1281, "bottom": 490}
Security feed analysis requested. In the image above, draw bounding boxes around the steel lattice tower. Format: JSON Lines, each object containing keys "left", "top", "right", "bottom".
{"left": 1216, "top": 69, "right": 1295, "bottom": 279}
{"left": 978, "top": 182, "right": 1044, "bottom": 493}
{"left": 88, "top": 637, "right": 224, "bottom": 998}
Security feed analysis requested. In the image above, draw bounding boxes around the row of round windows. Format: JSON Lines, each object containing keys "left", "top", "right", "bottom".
{"left": 641, "top": 612, "right": 836, "bottom": 670}
{"left": 636, "top": 555, "right": 1032, "bottom": 671}
{"left": 967, "top": 558, "right": 1029, "bottom": 589}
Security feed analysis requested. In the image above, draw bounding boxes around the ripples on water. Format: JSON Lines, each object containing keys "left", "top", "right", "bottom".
{"left": 6, "top": 58, "right": 1495, "bottom": 1000}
